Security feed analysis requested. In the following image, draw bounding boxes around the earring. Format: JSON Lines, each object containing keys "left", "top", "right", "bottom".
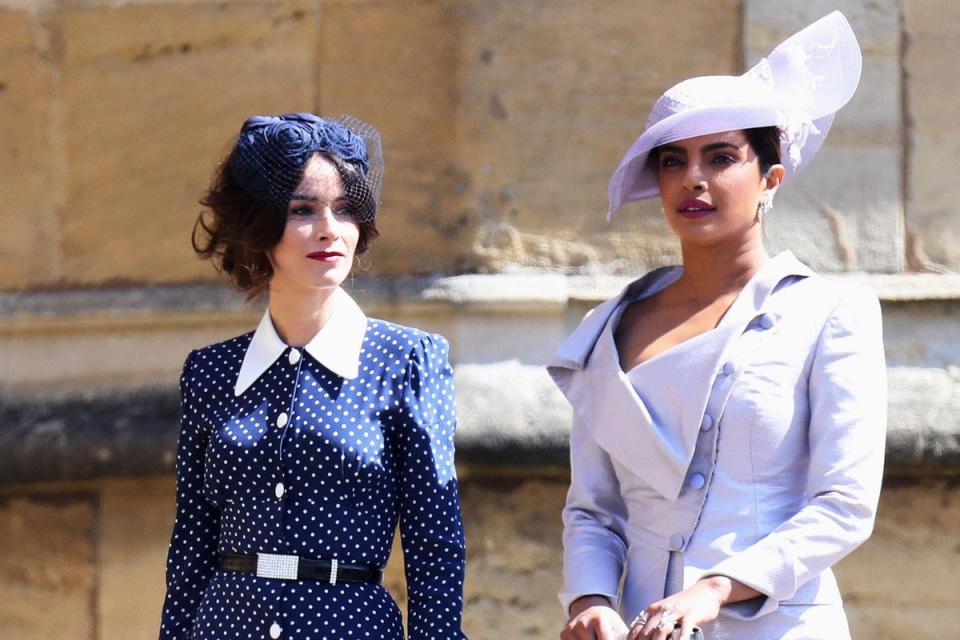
{"left": 758, "top": 193, "right": 774, "bottom": 216}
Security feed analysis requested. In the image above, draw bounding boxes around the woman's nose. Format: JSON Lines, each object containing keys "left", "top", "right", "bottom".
{"left": 313, "top": 207, "right": 340, "bottom": 240}
{"left": 683, "top": 164, "right": 707, "bottom": 192}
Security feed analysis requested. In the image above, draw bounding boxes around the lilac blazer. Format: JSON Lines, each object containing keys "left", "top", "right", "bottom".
{"left": 547, "top": 252, "right": 887, "bottom": 640}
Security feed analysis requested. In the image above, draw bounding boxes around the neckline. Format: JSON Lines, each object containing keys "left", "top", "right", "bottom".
{"left": 608, "top": 299, "right": 723, "bottom": 377}
{"left": 612, "top": 255, "right": 779, "bottom": 375}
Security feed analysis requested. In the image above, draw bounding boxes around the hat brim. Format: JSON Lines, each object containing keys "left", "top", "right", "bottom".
{"left": 607, "top": 10, "right": 860, "bottom": 220}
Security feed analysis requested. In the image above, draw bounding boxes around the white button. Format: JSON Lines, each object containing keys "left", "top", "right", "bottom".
{"left": 688, "top": 473, "right": 706, "bottom": 489}
{"left": 276, "top": 412, "right": 288, "bottom": 429}
{"left": 270, "top": 623, "right": 282, "bottom": 639}
{"left": 288, "top": 349, "right": 301, "bottom": 365}
{"left": 722, "top": 361, "right": 736, "bottom": 376}
{"left": 700, "top": 414, "right": 714, "bottom": 432}
{"left": 759, "top": 313, "right": 775, "bottom": 330}
{"left": 669, "top": 534, "right": 685, "bottom": 551}
{"left": 275, "top": 482, "right": 285, "bottom": 499}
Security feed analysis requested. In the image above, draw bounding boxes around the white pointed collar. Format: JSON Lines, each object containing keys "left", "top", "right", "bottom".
{"left": 234, "top": 288, "right": 367, "bottom": 396}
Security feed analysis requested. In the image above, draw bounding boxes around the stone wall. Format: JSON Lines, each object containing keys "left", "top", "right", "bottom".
{"left": 1, "top": 0, "right": 957, "bottom": 288}
{"left": 2, "top": 475, "right": 957, "bottom": 639}
{"left": 2, "top": 1, "right": 960, "bottom": 639}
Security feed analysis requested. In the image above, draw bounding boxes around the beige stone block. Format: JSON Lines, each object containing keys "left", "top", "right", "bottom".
{"left": 318, "top": 0, "right": 737, "bottom": 276}
{"left": 904, "top": 0, "right": 960, "bottom": 270}
{"left": 99, "top": 477, "right": 176, "bottom": 640}
{"left": 460, "top": 477, "right": 567, "bottom": 639}
{"left": 317, "top": 0, "right": 467, "bottom": 276}
{"left": 0, "top": 491, "right": 96, "bottom": 639}
{"left": 745, "top": 0, "right": 904, "bottom": 273}
{"left": 57, "top": 1, "right": 316, "bottom": 285}
{"left": 836, "top": 480, "right": 960, "bottom": 638}
{"left": 766, "top": 145, "right": 904, "bottom": 272}
{"left": 745, "top": 0, "right": 902, "bottom": 146}
{"left": 453, "top": 0, "right": 740, "bottom": 273}
{"left": 0, "top": 10, "right": 60, "bottom": 290}
{"left": 0, "top": 315, "right": 257, "bottom": 393}
{"left": 745, "top": 0, "right": 899, "bottom": 55}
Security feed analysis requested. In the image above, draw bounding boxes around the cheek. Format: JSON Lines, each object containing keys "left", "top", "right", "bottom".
{"left": 341, "top": 222, "right": 361, "bottom": 254}
{"left": 721, "top": 166, "right": 763, "bottom": 193}
{"left": 272, "top": 222, "right": 311, "bottom": 263}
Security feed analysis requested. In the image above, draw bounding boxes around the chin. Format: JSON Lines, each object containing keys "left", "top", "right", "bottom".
{"left": 311, "top": 269, "right": 351, "bottom": 289}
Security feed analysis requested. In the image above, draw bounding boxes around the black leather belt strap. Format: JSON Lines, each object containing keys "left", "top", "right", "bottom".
{"left": 219, "top": 553, "right": 384, "bottom": 585}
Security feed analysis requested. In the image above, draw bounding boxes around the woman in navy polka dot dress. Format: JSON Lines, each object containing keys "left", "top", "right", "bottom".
{"left": 159, "top": 114, "right": 467, "bottom": 640}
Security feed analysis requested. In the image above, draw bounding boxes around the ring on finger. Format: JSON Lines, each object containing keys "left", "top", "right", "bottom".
{"left": 655, "top": 611, "right": 674, "bottom": 631}
{"left": 629, "top": 612, "right": 649, "bottom": 629}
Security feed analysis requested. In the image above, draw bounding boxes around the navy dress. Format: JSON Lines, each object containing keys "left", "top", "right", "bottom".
{"left": 159, "top": 292, "right": 467, "bottom": 640}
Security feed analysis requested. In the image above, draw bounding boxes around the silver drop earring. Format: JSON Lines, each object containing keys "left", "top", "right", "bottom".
{"left": 758, "top": 193, "right": 774, "bottom": 216}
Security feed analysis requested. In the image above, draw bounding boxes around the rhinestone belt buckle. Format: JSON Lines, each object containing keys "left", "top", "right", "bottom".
{"left": 256, "top": 553, "right": 300, "bottom": 580}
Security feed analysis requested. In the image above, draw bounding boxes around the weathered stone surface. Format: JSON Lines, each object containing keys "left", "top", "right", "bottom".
{"left": 0, "top": 389, "right": 181, "bottom": 484}
{"left": 881, "top": 301, "right": 960, "bottom": 368}
{"left": 317, "top": 0, "right": 467, "bottom": 276}
{"left": 99, "top": 478, "right": 174, "bottom": 640}
{"left": 904, "top": 0, "right": 960, "bottom": 271}
{"left": 455, "top": 361, "right": 571, "bottom": 465}
{"left": 1, "top": 474, "right": 953, "bottom": 640}
{"left": 0, "top": 10, "right": 60, "bottom": 290}
{"left": 454, "top": 0, "right": 740, "bottom": 274}
{"left": 318, "top": 0, "right": 737, "bottom": 276}
{"left": 0, "top": 491, "right": 96, "bottom": 639}
{"left": 836, "top": 479, "right": 960, "bottom": 637}
{"left": 745, "top": 0, "right": 904, "bottom": 273}
{"left": 460, "top": 478, "right": 566, "bottom": 638}
{"left": 56, "top": 0, "right": 315, "bottom": 285}
{"left": 765, "top": 144, "right": 904, "bottom": 272}
{"left": 886, "top": 367, "right": 960, "bottom": 468}
{"left": 3, "top": 360, "right": 958, "bottom": 485}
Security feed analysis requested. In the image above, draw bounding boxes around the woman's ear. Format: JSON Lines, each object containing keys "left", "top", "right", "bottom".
{"left": 763, "top": 164, "right": 786, "bottom": 194}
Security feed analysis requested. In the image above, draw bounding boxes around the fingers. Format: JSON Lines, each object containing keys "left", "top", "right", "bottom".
{"left": 561, "top": 606, "right": 629, "bottom": 640}
{"left": 678, "top": 619, "right": 697, "bottom": 640}
{"left": 628, "top": 603, "right": 677, "bottom": 640}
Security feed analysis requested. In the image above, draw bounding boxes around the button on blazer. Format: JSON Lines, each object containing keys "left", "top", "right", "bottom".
{"left": 548, "top": 252, "right": 887, "bottom": 639}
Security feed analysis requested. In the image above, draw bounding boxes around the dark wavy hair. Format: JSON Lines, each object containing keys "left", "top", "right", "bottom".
{"left": 193, "top": 149, "right": 379, "bottom": 299}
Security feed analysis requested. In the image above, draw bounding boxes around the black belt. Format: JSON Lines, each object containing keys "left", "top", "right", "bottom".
{"left": 220, "top": 553, "right": 383, "bottom": 585}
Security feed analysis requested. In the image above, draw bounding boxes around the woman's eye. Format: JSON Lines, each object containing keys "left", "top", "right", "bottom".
{"left": 660, "top": 157, "right": 684, "bottom": 168}
{"left": 289, "top": 205, "right": 314, "bottom": 217}
{"left": 711, "top": 154, "right": 736, "bottom": 165}
{"left": 334, "top": 204, "right": 355, "bottom": 217}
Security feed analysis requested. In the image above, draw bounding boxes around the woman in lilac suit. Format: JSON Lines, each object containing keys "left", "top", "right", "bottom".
{"left": 552, "top": 13, "right": 886, "bottom": 640}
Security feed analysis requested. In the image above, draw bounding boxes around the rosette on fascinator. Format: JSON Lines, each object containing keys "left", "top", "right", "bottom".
{"left": 228, "top": 113, "right": 383, "bottom": 222}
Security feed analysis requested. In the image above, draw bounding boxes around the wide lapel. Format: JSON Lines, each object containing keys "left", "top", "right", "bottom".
{"left": 548, "top": 267, "right": 684, "bottom": 499}
{"left": 547, "top": 267, "right": 681, "bottom": 372}
{"left": 548, "top": 252, "right": 814, "bottom": 501}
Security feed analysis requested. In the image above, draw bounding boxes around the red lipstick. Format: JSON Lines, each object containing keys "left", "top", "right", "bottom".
{"left": 306, "top": 251, "right": 344, "bottom": 263}
{"left": 677, "top": 198, "right": 716, "bottom": 220}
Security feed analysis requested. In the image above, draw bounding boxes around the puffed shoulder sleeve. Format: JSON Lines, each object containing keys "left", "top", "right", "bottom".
{"left": 705, "top": 283, "right": 887, "bottom": 619}
{"left": 397, "top": 334, "right": 467, "bottom": 640}
{"left": 159, "top": 351, "right": 221, "bottom": 640}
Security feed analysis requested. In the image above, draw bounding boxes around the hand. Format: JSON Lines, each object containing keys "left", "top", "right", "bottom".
{"left": 561, "top": 595, "right": 629, "bottom": 640}
{"left": 627, "top": 577, "right": 733, "bottom": 640}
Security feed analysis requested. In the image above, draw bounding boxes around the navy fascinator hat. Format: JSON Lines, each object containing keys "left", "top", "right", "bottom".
{"left": 228, "top": 112, "right": 383, "bottom": 223}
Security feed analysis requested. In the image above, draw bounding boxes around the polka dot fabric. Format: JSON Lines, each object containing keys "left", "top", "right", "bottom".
{"left": 159, "top": 319, "right": 467, "bottom": 640}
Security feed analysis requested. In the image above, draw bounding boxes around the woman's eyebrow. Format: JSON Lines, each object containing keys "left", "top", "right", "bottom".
{"left": 700, "top": 141, "right": 741, "bottom": 153}
{"left": 659, "top": 144, "right": 685, "bottom": 155}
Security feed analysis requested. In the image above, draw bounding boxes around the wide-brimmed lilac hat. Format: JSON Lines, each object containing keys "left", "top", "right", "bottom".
{"left": 607, "top": 10, "right": 862, "bottom": 220}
